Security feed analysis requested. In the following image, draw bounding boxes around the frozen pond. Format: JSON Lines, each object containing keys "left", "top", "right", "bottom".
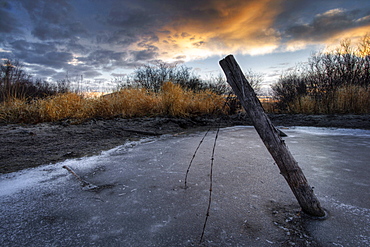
{"left": 1, "top": 126, "right": 369, "bottom": 246}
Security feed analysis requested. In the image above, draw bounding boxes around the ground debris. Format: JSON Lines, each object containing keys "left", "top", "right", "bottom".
{"left": 268, "top": 201, "right": 320, "bottom": 247}
{"left": 62, "top": 165, "right": 114, "bottom": 192}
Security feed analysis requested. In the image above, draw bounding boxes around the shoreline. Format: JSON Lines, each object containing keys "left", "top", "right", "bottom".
{"left": 1, "top": 114, "right": 369, "bottom": 174}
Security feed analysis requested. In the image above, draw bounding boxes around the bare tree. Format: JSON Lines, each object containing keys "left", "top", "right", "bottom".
{"left": 244, "top": 69, "right": 263, "bottom": 95}
{"left": 0, "top": 59, "right": 70, "bottom": 102}
{"left": 131, "top": 62, "right": 203, "bottom": 92}
{"left": 271, "top": 34, "right": 370, "bottom": 113}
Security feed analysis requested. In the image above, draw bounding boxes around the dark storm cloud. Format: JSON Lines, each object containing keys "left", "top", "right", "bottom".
{"left": 275, "top": 0, "right": 369, "bottom": 25}
{"left": 64, "top": 40, "right": 90, "bottom": 55}
{"left": 0, "top": 2, "right": 21, "bottom": 34}
{"left": 104, "top": 8, "right": 155, "bottom": 28}
{"left": 285, "top": 9, "right": 369, "bottom": 41}
{"left": 27, "top": 64, "right": 58, "bottom": 77}
{"left": 17, "top": 0, "right": 88, "bottom": 41}
{"left": 92, "top": 1, "right": 164, "bottom": 46}
{"left": 10, "top": 40, "right": 57, "bottom": 59}
{"left": 8, "top": 39, "right": 73, "bottom": 69}
{"left": 131, "top": 49, "right": 158, "bottom": 61}
{"left": 96, "top": 31, "right": 140, "bottom": 46}
{"left": 19, "top": 0, "right": 73, "bottom": 24}
{"left": 32, "top": 21, "right": 87, "bottom": 41}
{"left": 277, "top": 1, "right": 370, "bottom": 42}
{"left": 32, "top": 51, "right": 74, "bottom": 69}
{"left": 1, "top": 0, "right": 370, "bottom": 84}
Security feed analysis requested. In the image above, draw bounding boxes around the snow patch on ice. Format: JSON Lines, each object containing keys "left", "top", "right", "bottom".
{"left": 0, "top": 163, "right": 67, "bottom": 197}
{"left": 0, "top": 138, "right": 155, "bottom": 197}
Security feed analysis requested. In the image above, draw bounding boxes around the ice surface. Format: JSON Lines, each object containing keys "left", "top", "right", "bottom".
{"left": 1, "top": 126, "right": 369, "bottom": 246}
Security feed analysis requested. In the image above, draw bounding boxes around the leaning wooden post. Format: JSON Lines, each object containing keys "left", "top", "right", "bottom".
{"left": 219, "top": 55, "right": 326, "bottom": 217}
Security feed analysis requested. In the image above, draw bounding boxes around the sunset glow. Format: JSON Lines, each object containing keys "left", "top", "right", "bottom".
{"left": 1, "top": 0, "right": 369, "bottom": 90}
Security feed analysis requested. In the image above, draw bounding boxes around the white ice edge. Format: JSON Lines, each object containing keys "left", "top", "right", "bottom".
{"left": 0, "top": 137, "right": 156, "bottom": 197}
{"left": 287, "top": 126, "right": 370, "bottom": 137}
{"left": 223, "top": 125, "right": 370, "bottom": 137}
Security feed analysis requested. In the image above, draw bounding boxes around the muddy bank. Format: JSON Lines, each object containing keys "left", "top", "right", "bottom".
{"left": 1, "top": 114, "right": 369, "bottom": 174}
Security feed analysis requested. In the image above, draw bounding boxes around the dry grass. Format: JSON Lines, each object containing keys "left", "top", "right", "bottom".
{"left": 0, "top": 82, "right": 227, "bottom": 124}
{"left": 161, "top": 82, "right": 225, "bottom": 116}
{"left": 285, "top": 85, "right": 370, "bottom": 114}
{"left": 0, "top": 98, "right": 41, "bottom": 123}
{"left": 334, "top": 85, "right": 370, "bottom": 114}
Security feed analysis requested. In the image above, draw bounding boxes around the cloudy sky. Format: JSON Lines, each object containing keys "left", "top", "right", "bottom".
{"left": 1, "top": 0, "right": 370, "bottom": 91}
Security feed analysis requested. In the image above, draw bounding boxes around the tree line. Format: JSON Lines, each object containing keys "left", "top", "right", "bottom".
{"left": 271, "top": 35, "right": 370, "bottom": 114}
{"left": 0, "top": 60, "right": 73, "bottom": 102}
{"left": 0, "top": 59, "right": 263, "bottom": 106}
{"left": 2, "top": 34, "right": 369, "bottom": 114}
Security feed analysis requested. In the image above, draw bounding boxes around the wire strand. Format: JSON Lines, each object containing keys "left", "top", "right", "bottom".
{"left": 200, "top": 127, "right": 220, "bottom": 243}
{"left": 184, "top": 128, "right": 210, "bottom": 189}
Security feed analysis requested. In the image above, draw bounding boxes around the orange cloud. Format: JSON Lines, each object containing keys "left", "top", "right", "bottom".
{"left": 137, "top": 0, "right": 285, "bottom": 62}
{"left": 324, "top": 25, "right": 370, "bottom": 48}
{"left": 286, "top": 25, "right": 370, "bottom": 53}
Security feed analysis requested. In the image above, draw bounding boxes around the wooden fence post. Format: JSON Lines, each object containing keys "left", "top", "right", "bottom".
{"left": 219, "top": 55, "right": 326, "bottom": 217}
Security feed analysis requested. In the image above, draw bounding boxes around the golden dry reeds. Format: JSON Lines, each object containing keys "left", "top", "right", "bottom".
{"left": 161, "top": 82, "right": 225, "bottom": 116}
{"left": 38, "top": 93, "right": 85, "bottom": 121}
{"left": 285, "top": 85, "right": 370, "bottom": 114}
{"left": 97, "top": 88, "right": 162, "bottom": 118}
{"left": 334, "top": 85, "right": 370, "bottom": 114}
{"left": 0, "top": 82, "right": 227, "bottom": 124}
{"left": 0, "top": 98, "right": 41, "bottom": 123}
